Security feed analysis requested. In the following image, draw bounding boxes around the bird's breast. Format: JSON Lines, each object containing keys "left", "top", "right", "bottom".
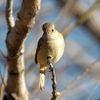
{"left": 37, "top": 34, "right": 65, "bottom": 65}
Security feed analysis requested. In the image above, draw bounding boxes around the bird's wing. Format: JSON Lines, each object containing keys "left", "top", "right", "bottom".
{"left": 35, "top": 37, "right": 44, "bottom": 64}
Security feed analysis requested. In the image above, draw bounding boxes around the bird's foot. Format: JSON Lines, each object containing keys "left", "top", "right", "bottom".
{"left": 47, "top": 56, "right": 53, "bottom": 72}
{"left": 47, "top": 56, "right": 52, "bottom": 65}
{"left": 48, "top": 67, "right": 52, "bottom": 72}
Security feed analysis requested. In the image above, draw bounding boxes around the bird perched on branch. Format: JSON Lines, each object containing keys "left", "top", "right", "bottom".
{"left": 35, "top": 22, "right": 65, "bottom": 90}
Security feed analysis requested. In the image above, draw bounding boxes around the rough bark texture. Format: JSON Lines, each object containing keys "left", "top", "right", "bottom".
{"left": 4, "top": 0, "right": 41, "bottom": 100}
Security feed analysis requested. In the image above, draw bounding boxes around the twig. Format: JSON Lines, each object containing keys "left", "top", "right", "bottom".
{"left": 0, "top": 64, "right": 7, "bottom": 100}
{"left": 0, "top": 49, "right": 7, "bottom": 62}
{"left": 62, "top": 2, "right": 100, "bottom": 37}
{"left": 55, "top": 0, "right": 77, "bottom": 29}
{"left": 5, "top": 0, "right": 14, "bottom": 31}
{"left": 86, "top": 73, "right": 100, "bottom": 100}
{"left": 86, "top": 82, "right": 99, "bottom": 100}
{"left": 57, "top": 58, "right": 100, "bottom": 98}
{"left": 47, "top": 57, "right": 57, "bottom": 100}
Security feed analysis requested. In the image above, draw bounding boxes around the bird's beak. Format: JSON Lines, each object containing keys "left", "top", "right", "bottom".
{"left": 44, "top": 32, "right": 49, "bottom": 34}
{"left": 46, "top": 32, "right": 49, "bottom": 34}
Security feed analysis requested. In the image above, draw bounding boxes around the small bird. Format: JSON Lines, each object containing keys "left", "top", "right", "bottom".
{"left": 35, "top": 22, "right": 65, "bottom": 90}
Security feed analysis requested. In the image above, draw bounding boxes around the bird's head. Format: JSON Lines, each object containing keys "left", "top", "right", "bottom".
{"left": 42, "top": 22, "right": 56, "bottom": 35}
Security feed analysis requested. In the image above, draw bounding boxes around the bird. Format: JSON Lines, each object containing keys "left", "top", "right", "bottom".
{"left": 35, "top": 22, "right": 65, "bottom": 91}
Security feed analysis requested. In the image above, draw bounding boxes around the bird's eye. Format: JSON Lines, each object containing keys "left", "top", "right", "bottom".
{"left": 52, "top": 29, "right": 54, "bottom": 32}
{"left": 43, "top": 27, "right": 46, "bottom": 31}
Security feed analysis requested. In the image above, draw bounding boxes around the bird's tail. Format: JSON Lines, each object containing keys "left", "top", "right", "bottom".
{"left": 39, "top": 65, "right": 47, "bottom": 91}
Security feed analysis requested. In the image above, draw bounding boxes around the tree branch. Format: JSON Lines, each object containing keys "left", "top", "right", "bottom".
{"left": 0, "top": 64, "right": 7, "bottom": 100}
{"left": 4, "top": 0, "right": 41, "bottom": 100}
{"left": 58, "top": 58, "right": 100, "bottom": 98}
{"left": 62, "top": 2, "right": 100, "bottom": 38}
{"left": 47, "top": 57, "right": 58, "bottom": 100}
{"left": 5, "top": 0, "right": 14, "bottom": 31}
{"left": 86, "top": 81, "right": 100, "bottom": 100}
{"left": 68, "top": 1, "right": 100, "bottom": 40}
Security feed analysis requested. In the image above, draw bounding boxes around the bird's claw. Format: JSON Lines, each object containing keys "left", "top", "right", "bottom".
{"left": 48, "top": 67, "right": 52, "bottom": 72}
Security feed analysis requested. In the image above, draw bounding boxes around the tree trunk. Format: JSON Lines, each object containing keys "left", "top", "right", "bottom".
{"left": 4, "top": 0, "right": 41, "bottom": 100}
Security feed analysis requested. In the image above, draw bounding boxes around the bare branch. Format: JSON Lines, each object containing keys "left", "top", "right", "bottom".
{"left": 71, "top": 1, "right": 100, "bottom": 40}
{"left": 0, "top": 49, "right": 7, "bottom": 62}
{"left": 62, "top": 2, "right": 100, "bottom": 37}
{"left": 55, "top": 0, "right": 78, "bottom": 29}
{"left": 58, "top": 58, "right": 100, "bottom": 98}
{"left": 47, "top": 57, "right": 58, "bottom": 100}
{"left": 0, "top": 64, "right": 7, "bottom": 100}
{"left": 5, "top": 0, "right": 14, "bottom": 31}
{"left": 86, "top": 80, "right": 100, "bottom": 100}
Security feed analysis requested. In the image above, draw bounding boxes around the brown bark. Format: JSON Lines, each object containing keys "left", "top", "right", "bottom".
{"left": 4, "top": 0, "right": 41, "bottom": 100}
